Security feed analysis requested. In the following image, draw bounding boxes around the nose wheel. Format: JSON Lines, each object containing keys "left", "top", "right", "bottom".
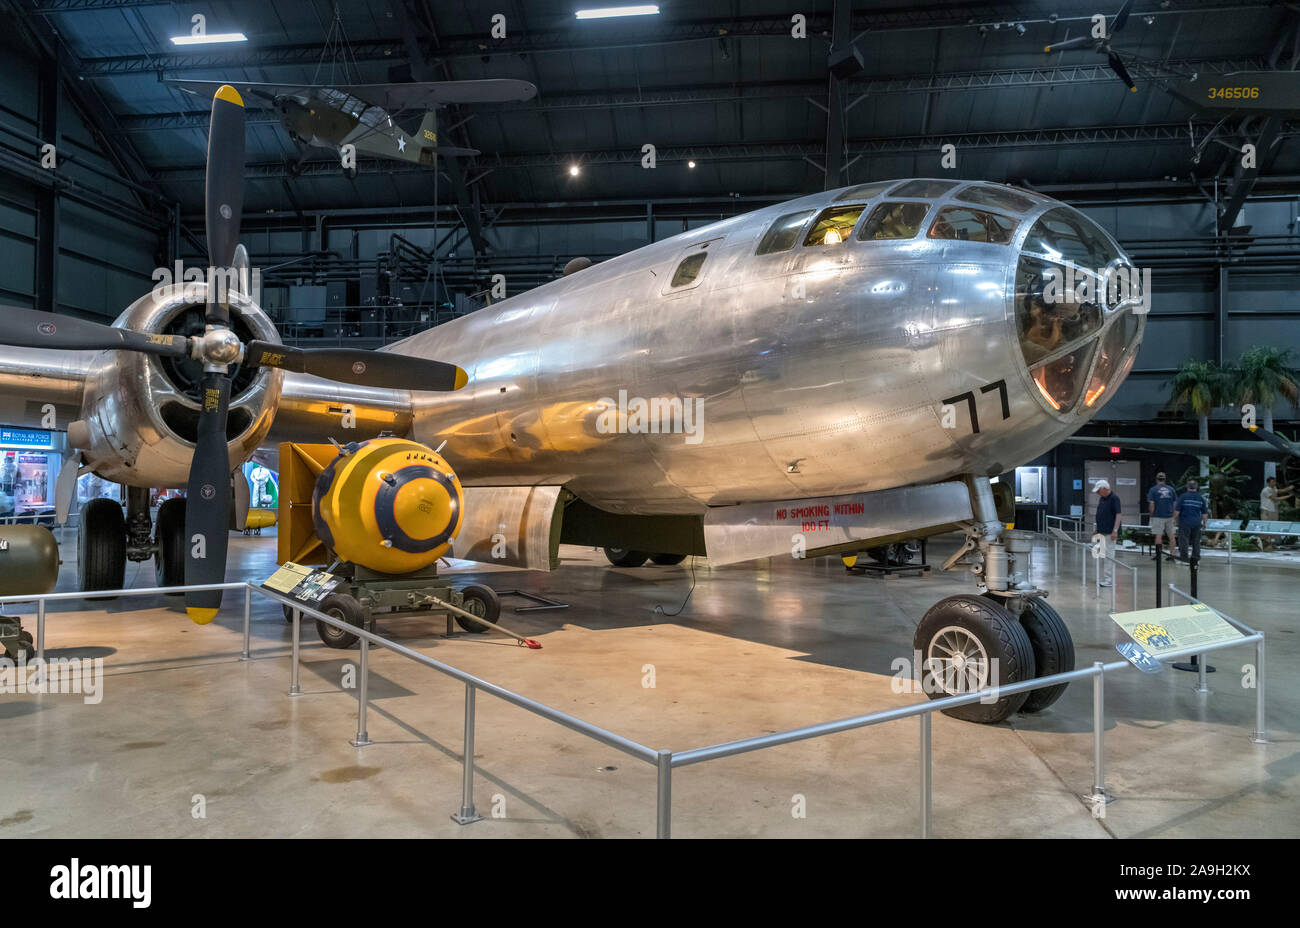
{"left": 913, "top": 594, "right": 1036, "bottom": 724}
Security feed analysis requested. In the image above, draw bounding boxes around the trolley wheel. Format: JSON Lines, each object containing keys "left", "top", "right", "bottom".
{"left": 913, "top": 593, "right": 1036, "bottom": 724}
{"left": 154, "top": 496, "right": 187, "bottom": 593}
{"left": 316, "top": 593, "right": 366, "bottom": 649}
{"left": 8, "top": 630, "right": 35, "bottom": 661}
{"left": 78, "top": 498, "right": 126, "bottom": 598}
{"left": 603, "top": 546, "right": 648, "bottom": 567}
{"left": 650, "top": 553, "right": 687, "bottom": 565}
{"left": 455, "top": 584, "right": 501, "bottom": 633}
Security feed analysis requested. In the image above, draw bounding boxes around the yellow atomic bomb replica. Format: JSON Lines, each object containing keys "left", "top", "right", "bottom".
{"left": 278, "top": 438, "right": 538, "bottom": 650}
{"left": 313, "top": 437, "right": 464, "bottom": 575}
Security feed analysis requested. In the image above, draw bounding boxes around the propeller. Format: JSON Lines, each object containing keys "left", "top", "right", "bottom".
{"left": 244, "top": 342, "right": 467, "bottom": 391}
{"left": 183, "top": 84, "right": 247, "bottom": 624}
{"left": 0, "top": 83, "right": 469, "bottom": 625}
{"left": 1044, "top": 0, "right": 1138, "bottom": 93}
{"left": 0, "top": 305, "right": 191, "bottom": 357}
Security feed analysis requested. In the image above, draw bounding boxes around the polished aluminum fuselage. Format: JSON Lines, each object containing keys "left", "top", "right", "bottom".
{"left": 389, "top": 184, "right": 1135, "bottom": 515}
{"left": 0, "top": 181, "right": 1138, "bottom": 513}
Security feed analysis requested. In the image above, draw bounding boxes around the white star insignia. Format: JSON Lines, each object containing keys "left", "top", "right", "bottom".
{"left": 396, "top": 136, "right": 406, "bottom": 152}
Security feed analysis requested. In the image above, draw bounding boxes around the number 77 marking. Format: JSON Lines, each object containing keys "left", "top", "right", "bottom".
{"left": 941, "top": 378, "right": 1010, "bottom": 435}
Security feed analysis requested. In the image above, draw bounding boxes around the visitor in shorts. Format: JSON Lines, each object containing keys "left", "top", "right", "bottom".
{"left": 1146, "top": 471, "right": 1177, "bottom": 559}
{"left": 1173, "top": 478, "right": 1208, "bottom": 561}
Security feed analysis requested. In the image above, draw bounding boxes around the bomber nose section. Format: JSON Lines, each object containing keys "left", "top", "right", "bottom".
{"left": 1012, "top": 206, "right": 1145, "bottom": 416}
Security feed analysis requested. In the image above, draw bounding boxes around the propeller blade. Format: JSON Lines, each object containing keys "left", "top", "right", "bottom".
{"left": 1112, "top": 0, "right": 1134, "bottom": 33}
{"left": 184, "top": 372, "right": 233, "bottom": 624}
{"left": 1043, "top": 35, "right": 1091, "bottom": 53}
{"left": 0, "top": 305, "right": 190, "bottom": 357}
{"left": 205, "top": 85, "right": 247, "bottom": 326}
{"left": 244, "top": 341, "right": 468, "bottom": 391}
{"left": 1250, "top": 426, "right": 1299, "bottom": 458}
{"left": 1108, "top": 51, "right": 1138, "bottom": 92}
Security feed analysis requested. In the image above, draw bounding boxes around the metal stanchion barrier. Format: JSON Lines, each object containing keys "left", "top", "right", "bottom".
{"left": 452, "top": 683, "right": 483, "bottom": 824}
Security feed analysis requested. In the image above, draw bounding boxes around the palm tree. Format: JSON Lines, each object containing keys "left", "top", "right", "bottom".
{"left": 1168, "top": 359, "right": 1230, "bottom": 478}
{"left": 1233, "top": 346, "right": 1300, "bottom": 480}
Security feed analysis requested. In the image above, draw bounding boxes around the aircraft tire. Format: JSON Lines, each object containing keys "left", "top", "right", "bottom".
{"left": 154, "top": 496, "right": 187, "bottom": 593}
{"left": 650, "top": 553, "right": 687, "bottom": 565}
{"left": 604, "top": 547, "right": 649, "bottom": 567}
{"left": 1012, "top": 596, "right": 1075, "bottom": 712}
{"left": 316, "top": 593, "right": 366, "bottom": 649}
{"left": 914, "top": 594, "right": 1035, "bottom": 724}
{"left": 455, "top": 584, "right": 501, "bottom": 633}
{"left": 78, "top": 498, "right": 126, "bottom": 598}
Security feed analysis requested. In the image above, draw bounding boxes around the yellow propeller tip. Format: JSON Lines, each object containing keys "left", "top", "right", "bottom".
{"left": 187, "top": 607, "right": 219, "bottom": 625}
{"left": 1043, "top": 46, "right": 1052, "bottom": 52}
{"left": 215, "top": 84, "right": 244, "bottom": 108}
{"left": 453, "top": 366, "right": 469, "bottom": 390}
{"left": 1129, "top": 86, "right": 1138, "bottom": 92}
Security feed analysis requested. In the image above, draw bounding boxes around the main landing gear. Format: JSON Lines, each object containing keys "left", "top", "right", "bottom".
{"left": 77, "top": 487, "right": 190, "bottom": 596}
{"left": 912, "top": 476, "right": 1076, "bottom": 724}
{"left": 602, "top": 547, "right": 687, "bottom": 567}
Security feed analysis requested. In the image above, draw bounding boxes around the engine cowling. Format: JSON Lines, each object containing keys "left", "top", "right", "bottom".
{"left": 313, "top": 438, "right": 464, "bottom": 575}
{"left": 67, "top": 282, "right": 283, "bottom": 487}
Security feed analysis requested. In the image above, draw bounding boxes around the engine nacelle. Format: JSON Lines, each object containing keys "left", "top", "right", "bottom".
{"left": 313, "top": 438, "right": 464, "bottom": 575}
{"left": 68, "top": 282, "right": 283, "bottom": 487}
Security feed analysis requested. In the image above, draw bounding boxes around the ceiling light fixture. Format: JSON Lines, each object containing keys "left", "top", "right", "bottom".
{"left": 575, "top": 5, "right": 660, "bottom": 20}
{"left": 569, "top": 164, "right": 581, "bottom": 176}
{"left": 687, "top": 160, "right": 696, "bottom": 168}
{"left": 170, "top": 32, "right": 248, "bottom": 46}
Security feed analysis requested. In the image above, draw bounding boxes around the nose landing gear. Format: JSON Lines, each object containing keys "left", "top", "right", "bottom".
{"left": 914, "top": 475, "right": 1077, "bottom": 723}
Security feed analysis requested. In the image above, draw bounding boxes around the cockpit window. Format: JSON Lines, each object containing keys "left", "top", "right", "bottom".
{"left": 858, "top": 202, "right": 929, "bottom": 240}
{"left": 755, "top": 210, "right": 814, "bottom": 255}
{"left": 1022, "top": 207, "right": 1117, "bottom": 268}
{"left": 1084, "top": 313, "right": 1141, "bottom": 408}
{"left": 928, "top": 207, "right": 1018, "bottom": 244}
{"left": 670, "top": 252, "right": 707, "bottom": 288}
{"left": 1031, "top": 345, "right": 1094, "bottom": 414}
{"left": 888, "top": 179, "right": 958, "bottom": 198}
{"left": 955, "top": 184, "right": 1035, "bottom": 214}
{"left": 1015, "top": 256, "right": 1103, "bottom": 364}
{"left": 833, "top": 181, "right": 893, "bottom": 202}
{"left": 1015, "top": 206, "right": 1133, "bottom": 415}
{"left": 803, "top": 206, "right": 866, "bottom": 246}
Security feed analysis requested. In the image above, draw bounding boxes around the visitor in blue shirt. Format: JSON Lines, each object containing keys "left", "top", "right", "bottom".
{"left": 1146, "top": 472, "right": 1178, "bottom": 560}
{"left": 1173, "top": 478, "right": 1208, "bottom": 561}
{"left": 1093, "top": 479, "right": 1121, "bottom": 587}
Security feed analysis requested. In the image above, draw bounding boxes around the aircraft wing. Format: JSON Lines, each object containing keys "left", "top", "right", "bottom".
{"left": 338, "top": 80, "right": 537, "bottom": 110}
{"left": 1066, "top": 434, "right": 1295, "bottom": 462}
{"left": 165, "top": 79, "right": 305, "bottom": 103}
{"left": 165, "top": 78, "right": 537, "bottom": 110}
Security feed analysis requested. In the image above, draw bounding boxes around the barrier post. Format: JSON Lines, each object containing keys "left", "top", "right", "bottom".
{"left": 1252, "top": 635, "right": 1269, "bottom": 744}
{"left": 240, "top": 584, "right": 252, "bottom": 661}
{"left": 656, "top": 750, "right": 673, "bottom": 839}
{"left": 36, "top": 597, "right": 45, "bottom": 662}
{"left": 919, "top": 713, "right": 932, "bottom": 838}
{"left": 289, "top": 608, "right": 302, "bottom": 696}
{"left": 350, "top": 637, "right": 372, "bottom": 747}
{"left": 1174, "top": 558, "right": 1215, "bottom": 679}
{"left": 1089, "top": 662, "right": 1113, "bottom": 804}
{"left": 451, "top": 683, "right": 483, "bottom": 824}
{"left": 1154, "top": 542, "right": 1162, "bottom": 607}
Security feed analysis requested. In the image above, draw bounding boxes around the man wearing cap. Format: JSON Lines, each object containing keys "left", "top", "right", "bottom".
{"left": 1092, "top": 479, "right": 1121, "bottom": 587}
{"left": 1173, "top": 478, "right": 1208, "bottom": 561}
{"left": 1146, "top": 471, "right": 1177, "bottom": 560}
